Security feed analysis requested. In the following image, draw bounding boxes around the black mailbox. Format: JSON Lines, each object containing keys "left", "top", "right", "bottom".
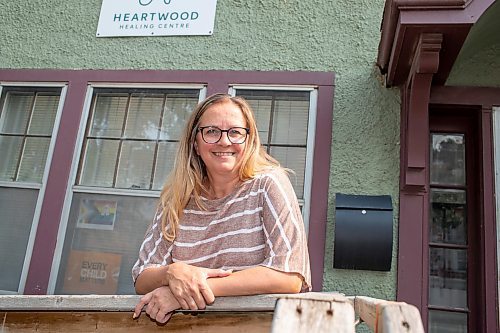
{"left": 333, "top": 193, "right": 393, "bottom": 271}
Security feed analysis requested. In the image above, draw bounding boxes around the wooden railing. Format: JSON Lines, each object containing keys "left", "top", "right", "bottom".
{"left": 0, "top": 293, "right": 424, "bottom": 332}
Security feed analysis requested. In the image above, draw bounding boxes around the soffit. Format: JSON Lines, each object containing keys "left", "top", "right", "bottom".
{"left": 377, "top": 0, "right": 494, "bottom": 87}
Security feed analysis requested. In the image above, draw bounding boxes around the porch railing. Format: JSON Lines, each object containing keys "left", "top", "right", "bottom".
{"left": 0, "top": 293, "right": 424, "bottom": 332}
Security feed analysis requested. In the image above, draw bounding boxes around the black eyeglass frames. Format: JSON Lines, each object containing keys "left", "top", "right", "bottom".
{"left": 197, "top": 126, "right": 250, "bottom": 144}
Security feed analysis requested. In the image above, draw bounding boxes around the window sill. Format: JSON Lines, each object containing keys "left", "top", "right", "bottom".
{"left": 0, "top": 294, "right": 277, "bottom": 312}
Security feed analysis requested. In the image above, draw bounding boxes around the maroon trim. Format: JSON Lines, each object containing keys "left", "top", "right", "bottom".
{"left": 397, "top": 33, "right": 441, "bottom": 327}
{"left": 431, "top": 86, "right": 500, "bottom": 106}
{"left": 479, "top": 107, "right": 497, "bottom": 333}
{"left": 308, "top": 84, "right": 335, "bottom": 291}
{"left": 0, "top": 69, "right": 334, "bottom": 294}
{"left": 377, "top": 0, "right": 494, "bottom": 86}
{"left": 401, "top": 91, "right": 499, "bottom": 332}
{"left": 24, "top": 79, "right": 89, "bottom": 294}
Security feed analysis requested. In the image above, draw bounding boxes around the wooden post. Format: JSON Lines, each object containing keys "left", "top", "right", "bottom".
{"left": 271, "top": 293, "right": 355, "bottom": 333}
{"left": 353, "top": 296, "right": 424, "bottom": 333}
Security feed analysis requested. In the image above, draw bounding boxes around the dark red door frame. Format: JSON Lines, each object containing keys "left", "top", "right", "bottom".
{"left": 399, "top": 77, "right": 499, "bottom": 332}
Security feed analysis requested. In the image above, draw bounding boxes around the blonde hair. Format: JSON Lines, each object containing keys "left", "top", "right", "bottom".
{"left": 159, "top": 93, "right": 281, "bottom": 241}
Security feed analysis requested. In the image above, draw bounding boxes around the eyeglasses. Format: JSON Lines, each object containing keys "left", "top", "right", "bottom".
{"left": 198, "top": 126, "right": 250, "bottom": 144}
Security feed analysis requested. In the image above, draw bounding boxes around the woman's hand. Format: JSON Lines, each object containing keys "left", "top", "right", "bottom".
{"left": 165, "top": 262, "right": 231, "bottom": 310}
{"left": 133, "top": 286, "right": 180, "bottom": 324}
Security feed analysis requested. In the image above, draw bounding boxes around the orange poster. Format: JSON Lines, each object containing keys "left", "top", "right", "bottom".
{"left": 62, "top": 250, "right": 122, "bottom": 294}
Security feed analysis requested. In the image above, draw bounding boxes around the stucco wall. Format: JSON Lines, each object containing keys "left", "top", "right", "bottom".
{"left": 0, "top": 0, "right": 400, "bottom": 301}
{"left": 447, "top": 0, "right": 500, "bottom": 87}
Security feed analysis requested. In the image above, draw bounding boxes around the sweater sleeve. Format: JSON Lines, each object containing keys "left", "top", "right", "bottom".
{"left": 259, "top": 170, "right": 312, "bottom": 291}
{"left": 131, "top": 210, "right": 173, "bottom": 283}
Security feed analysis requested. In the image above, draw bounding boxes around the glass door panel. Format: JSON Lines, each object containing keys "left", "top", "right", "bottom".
{"left": 429, "top": 133, "right": 469, "bottom": 332}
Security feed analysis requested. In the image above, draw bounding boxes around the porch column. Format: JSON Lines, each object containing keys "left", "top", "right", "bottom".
{"left": 397, "top": 34, "right": 442, "bottom": 315}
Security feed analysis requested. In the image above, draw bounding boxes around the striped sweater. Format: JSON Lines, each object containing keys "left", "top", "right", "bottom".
{"left": 132, "top": 168, "right": 311, "bottom": 292}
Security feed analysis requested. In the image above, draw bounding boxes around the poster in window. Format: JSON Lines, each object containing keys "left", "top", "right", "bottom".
{"left": 76, "top": 199, "right": 117, "bottom": 230}
{"left": 62, "top": 250, "right": 122, "bottom": 294}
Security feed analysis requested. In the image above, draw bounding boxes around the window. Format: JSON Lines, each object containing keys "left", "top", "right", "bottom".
{"left": 0, "top": 70, "right": 332, "bottom": 295}
{"left": 0, "top": 85, "right": 64, "bottom": 293}
{"left": 231, "top": 87, "right": 317, "bottom": 229}
{"left": 77, "top": 88, "right": 200, "bottom": 190}
{"left": 53, "top": 86, "right": 203, "bottom": 294}
{"left": 428, "top": 115, "right": 479, "bottom": 333}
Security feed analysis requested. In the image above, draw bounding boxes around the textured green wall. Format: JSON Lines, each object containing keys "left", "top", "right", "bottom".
{"left": 0, "top": 0, "right": 400, "bottom": 301}
{"left": 447, "top": 1, "right": 500, "bottom": 87}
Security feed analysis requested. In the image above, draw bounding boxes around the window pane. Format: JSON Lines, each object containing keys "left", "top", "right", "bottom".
{"left": 429, "top": 310, "right": 467, "bottom": 333}
{"left": 429, "top": 248, "right": 467, "bottom": 308}
{"left": 79, "top": 139, "right": 119, "bottom": 187}
{"left": 159, "top": 96, "right": 198, "bottom": 140}
{"left": 245, "top": 98, "right": 272, "bottom": 144}
{"left": 0, "top": 187, "right": 38, "bottom": 291}
{"left": 430, "top": 189, "right": 467, "bottom": 245}
{"left": 153, "top": 142, "right": 178, "bottom": 190}
{"left": 27, "top": 94, "right": 59, "bottom": 136}
{"left": 80, "top": 89, "right": 199, "bottom": 190}
{"left": 269, "top": 146, "right": 306, "bottom": 199}
{"left": 431, "top": 134, "right": 466, "bottom": 186}
{"left": 115, "top": 141, "right": 155, "bottom": 189}
{"left": 124, "top": 94, "right": 163, "bottom": 139}
{"left": 17, "top": 137, "right": 51, "bottom": 183}
{"left": 55, "top": 193, "right": 157, "bottom": 295}
{"left": 272, "top": 98, "right": 309, "bottom": 145}
{"left": 0, "top": 135, "right": 23, "bottom": 181}
{"left": 89, "top": 94, "right": 128, "bottom": 138}
{"left": 0, "top": 92, "right": 33, "bottom": 134}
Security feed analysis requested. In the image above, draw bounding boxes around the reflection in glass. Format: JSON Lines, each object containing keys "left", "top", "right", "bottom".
{"left": 28, "top": 94, "right": 59, "bottom": 136}
{"left": 0, "top": 93, "right": 32, "bottom": 134}
{"left": 430, "top": 189, "right": 467, "bottom": 245}
{"left": 124, "top": 95, "right": 163, "bottom": 139}
{"left": 17, "top": 137, "right": 51, "bottom": 183}
{"left": 160, "top": 96, "right": 198, "bottom": 140}
{"left": 429, "top": 310, "right": 467, "bottom": 333}
{"left": 153, "top": 142, "right": 178, "bottom": 190}
{"left": 0, "top": 187, "right": 38, "bottom": 291}
{"left": 115, "top": 141, "right": 155, "bottom": 189}
{"left": 0, "top": 136, "right": 23, "bottom": 181}
{"left": 269, "top": 146, "right": 306, "bottom": 199}
{"left": 431, "top": 134, "right": 465, "bottom": 186}
{"left": 80, "top": 139, "right": 119, "bottom": 187}
{"left": 429, "top": 248, "right": 467, "bottom": 308}
{"left": 89, "top": 95, "right": 128, "bottom": 138}
{"left": 55, "top": 193, "right": 157, "bottom": 295}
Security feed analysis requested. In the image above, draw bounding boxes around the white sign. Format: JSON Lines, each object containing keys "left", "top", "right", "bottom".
{"left": 96, "top": 0, "right": 218, "bottom": 37}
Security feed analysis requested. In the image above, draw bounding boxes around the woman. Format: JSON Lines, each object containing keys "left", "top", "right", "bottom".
{"left": 132, "top": 93, "right": 311, "bottom": 323}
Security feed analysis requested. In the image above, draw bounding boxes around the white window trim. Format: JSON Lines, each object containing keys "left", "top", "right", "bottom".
{"left": 47, "top": 84, "right": 206, "bottom": 294}
{"left": 228, "top": 85, "right": 317, "bottom": 234}
{"left": 493, "top": 106, "right": 500, "bottom": 323}
{"left": 0, "top": 82, "right": 68, "bottom": 295}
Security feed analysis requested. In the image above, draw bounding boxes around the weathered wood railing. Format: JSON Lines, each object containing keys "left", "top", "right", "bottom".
{"left": 0, "top": 293, "right": 424, "bottom": 332}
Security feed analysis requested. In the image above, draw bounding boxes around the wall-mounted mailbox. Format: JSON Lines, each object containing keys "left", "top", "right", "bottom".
{"left": 333, "top": 193, "right": 393, "bottom": 271}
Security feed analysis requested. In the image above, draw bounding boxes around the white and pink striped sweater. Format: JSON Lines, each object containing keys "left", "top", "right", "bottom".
{"left": 132, "top": 168, "right": 311, "bottom": 292}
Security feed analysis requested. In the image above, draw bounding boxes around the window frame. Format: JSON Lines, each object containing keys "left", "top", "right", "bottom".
{"left": 0, "top": 69, "right": 334, "bottom": 294}
{"left": 493, "top": 106, "right": 500, "bottom": 325}
{"left": 228, "top": 85, "right": 318, "bottom": 233}
{"left": 0, "top": 82, "right": 67, "bottom": 295}
{"left": 398, "top": 86, "right": 500, "bottom": 332}
{"left": 47, "top": 83, "right": 207, "bottom": 294}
